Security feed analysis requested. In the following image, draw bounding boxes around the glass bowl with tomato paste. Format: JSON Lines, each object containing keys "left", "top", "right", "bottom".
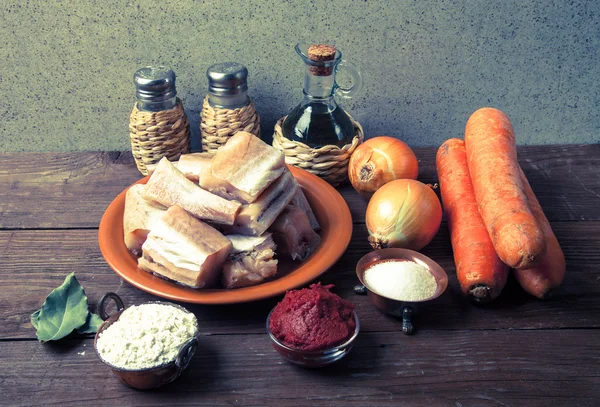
{"left": 266, "top": 283, "right": 360, "bottom": 368}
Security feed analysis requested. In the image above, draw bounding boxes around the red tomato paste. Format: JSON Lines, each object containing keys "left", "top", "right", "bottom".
{"left": 269, "top": 283, "right": 356, "bottom": 351}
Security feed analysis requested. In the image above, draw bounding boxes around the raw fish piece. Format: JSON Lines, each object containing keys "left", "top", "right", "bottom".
{"left": 222, "top": 234, "right": 278, "bottom": 289}
{"left": 146, "top": 153, "right": 213, "bottom": 183}
{"left": 123, "top": 184, "right": 166, "bottom": 256}
{"left": 221, "top": 169, "right": 298, "bottom": 236}
{"left": 146, "top": 161, "right": 179, "bottom": 176}
{"left": 290, "top": 187, "right": 320, "bottom": 231}
{"left": 270, "top": 206, "right": 321, "bottom": 261}
{"left": 145, "top": 157, "right": 241, "bottom": 225}
{"left": 177, "top": 152, "right": 212, "bottom": 182}
{"left": 139, "top": 206, "right": 233, "bottom": 288}
{"left": 199, "top": 131, "right": 285, "bottom": 203}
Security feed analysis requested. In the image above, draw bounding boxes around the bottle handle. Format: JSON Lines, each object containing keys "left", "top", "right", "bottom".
{"left": 334, "top": 60, "right": 363, "bottom": 100}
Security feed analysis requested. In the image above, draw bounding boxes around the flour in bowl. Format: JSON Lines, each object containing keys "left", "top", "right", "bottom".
{"left": 96, "top": 303, "right": 198, "bottom": 370}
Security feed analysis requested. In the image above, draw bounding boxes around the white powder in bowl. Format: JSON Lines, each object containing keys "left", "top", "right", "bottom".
{"left": 96, "top": 303, "right": 198, "bottom": 370}
{"left": 364, "top": 260, "right": 437, "bottom": 301}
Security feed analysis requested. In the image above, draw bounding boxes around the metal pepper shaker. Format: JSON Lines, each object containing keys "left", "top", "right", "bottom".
{"left": 129, "top": 66, "right": 190, "bottom": 175}
{"left": 200, "top": 62, "right": 261, "bottom": 154}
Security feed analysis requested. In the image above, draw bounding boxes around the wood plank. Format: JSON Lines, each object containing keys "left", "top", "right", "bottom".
{"left": 1, "top": 330, "right": 598, "bottom": 406}
{"left": 0, "top": 152, "right": 141, "bottom": 229}
{"left": 1, "top": 144, "right": 599, "bottom": 229}
{"left": 3, "top": 221, "right": 599, "bottom": 339}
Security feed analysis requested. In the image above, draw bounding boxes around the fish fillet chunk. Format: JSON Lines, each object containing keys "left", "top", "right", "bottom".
{"left": 177, "top": 152, "right": 212, "bottom": 182}
{"left": 270, "top": 206, "right": 321, "bottom": 261}
{"left": 123, "top": 184, "right": 166, "bottom": 256}
{"left": 222, "top": 234, "right": 278, "bottom": 289}
{"left": 146, "top": 152, "right": 213, "bottom": 183}
{"left": 145, "top": 157, "right": 241, "bottom": 225}
{"left": 221, "top": 169, "right": 298, "bottom": 236}
{"left": 139, "top": 206, "right": 233, "bottom": 288}
{"left": 199, "top": 131, "right": 285, "bottom": 203}
{"left": 290, "top": 187, "right": 320, "bottom": 231}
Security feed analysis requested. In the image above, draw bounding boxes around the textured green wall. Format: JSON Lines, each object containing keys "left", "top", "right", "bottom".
{"left": 1, "top": 0, "right": 598, "bottom": 152}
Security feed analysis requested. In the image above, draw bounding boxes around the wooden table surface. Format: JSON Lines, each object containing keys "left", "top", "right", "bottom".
{"left": 1, "top": 145, "right": 599, "bottom": 407}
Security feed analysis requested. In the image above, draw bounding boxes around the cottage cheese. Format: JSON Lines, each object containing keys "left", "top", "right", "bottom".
{"left": 96, "top": 303, "right": 198, "bottom": 370}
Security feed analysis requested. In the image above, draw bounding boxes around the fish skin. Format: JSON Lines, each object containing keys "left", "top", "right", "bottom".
{"left": 270, "top": 206, "right": 321, "bottom": 261}
{"left": 222, "top": 233, "right": 278, "bottom": 289}
{"left": 290, "top": 187, "right": 320, "bottom": 231}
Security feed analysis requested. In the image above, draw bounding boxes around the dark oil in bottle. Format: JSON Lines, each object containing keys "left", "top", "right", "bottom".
{"left": 283, "top": 101, "right": 355, "bottom": 148}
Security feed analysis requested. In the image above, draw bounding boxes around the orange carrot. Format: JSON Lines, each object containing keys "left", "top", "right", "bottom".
{"left": 436, "top": 139, "right": 509, "bottom": 302}
{"left": 464, "top": 108, "right": 546, "bottom": 270}
{"left": 513, "top": 168, "right": 566, "bottom": 298}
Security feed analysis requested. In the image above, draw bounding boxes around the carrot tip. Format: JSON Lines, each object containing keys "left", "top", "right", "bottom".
{"left": 469, "top": 285, "right": 492, "bottom": 304}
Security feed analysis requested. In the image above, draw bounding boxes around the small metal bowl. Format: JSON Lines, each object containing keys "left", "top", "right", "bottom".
{"left": 93, "top": 293, "right": 199, "bottom": 390}
{"left": 266, "top": 309, "right": 360, "bottom": 368}
{"left": 355, "top": 248, "right": 448, "bottom": 334}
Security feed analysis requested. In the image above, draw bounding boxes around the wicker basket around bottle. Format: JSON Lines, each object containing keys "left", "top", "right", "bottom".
{"left": 200, "top": 96, "right": 261, "bottom": 155}
{"left": 272, "top": 115, "right": 364, "bottom": 187}
{"left": 129, "top": 99, "right": 191, "bottom": 176}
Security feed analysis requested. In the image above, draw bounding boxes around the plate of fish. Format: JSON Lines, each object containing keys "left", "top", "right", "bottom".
{"left": 98, "top": 132, "right": 353, "bottom": 304}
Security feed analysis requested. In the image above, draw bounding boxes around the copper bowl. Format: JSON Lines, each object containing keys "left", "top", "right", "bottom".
{"left": 355, "top": 248, "right": 448, "bottom": 334}
{"left": 93, "top": 293, "right": 199, "bottom": 390}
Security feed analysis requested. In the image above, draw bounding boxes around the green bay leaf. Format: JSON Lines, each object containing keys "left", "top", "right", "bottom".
{"left": 77, "top": 312, "right": 104, "bottom": 334}
{"left": 30, "top": 273, "right": 91, "bottom": 342}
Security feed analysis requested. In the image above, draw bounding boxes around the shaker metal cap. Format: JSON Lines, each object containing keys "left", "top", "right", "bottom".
{"left": 207, "top": 62, "right": 248, "bottom": 96}
{"left": 134, "top": 66, "right": 177, "bottom": 102}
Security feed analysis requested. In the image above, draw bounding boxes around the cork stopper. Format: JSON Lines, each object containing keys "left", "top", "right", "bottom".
{"left": 307, "top": 44, "right": 337, "bottom": 76}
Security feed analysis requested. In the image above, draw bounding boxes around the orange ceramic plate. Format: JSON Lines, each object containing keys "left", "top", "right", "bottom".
{"left": 98, "top": 166, "right": 353, "bottom": 304}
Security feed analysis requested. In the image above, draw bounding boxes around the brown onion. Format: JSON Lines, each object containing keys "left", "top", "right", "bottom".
{"left": 348, "top": 136, "right": 418, "bottom": 200}
{"left": 366, "top": 179, "right": 442, "bottom": 251}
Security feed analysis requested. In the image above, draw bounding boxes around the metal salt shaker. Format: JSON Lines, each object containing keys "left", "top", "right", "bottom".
{"left": 201, "top": 62, "right": 260, "bottom": 153}
{"left": 129, "top": 66, "right": 190, "bottom": 175}
{"left": 206, "top": 62, "right": 251, "bottom": 108}
{"left": 133, "top": 67, "right": 179, "bottom": 111}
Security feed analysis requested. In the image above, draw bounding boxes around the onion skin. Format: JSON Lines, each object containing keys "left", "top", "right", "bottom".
{"left": 366, "top": 179, "right": 442, "bottom": 251}
{"left": 348, "top": 136, "right": 418, "bottom": 200}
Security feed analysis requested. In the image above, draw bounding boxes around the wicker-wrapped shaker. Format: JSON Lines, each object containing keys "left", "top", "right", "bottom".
{"left": 129, "top": 67, "right": 190, "bottom": 176}
{"left": 273, "top": 43, "right": 364, "bottom": 187}
{"left": 200, "top": 62, "right": 260, "bottom": 155}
